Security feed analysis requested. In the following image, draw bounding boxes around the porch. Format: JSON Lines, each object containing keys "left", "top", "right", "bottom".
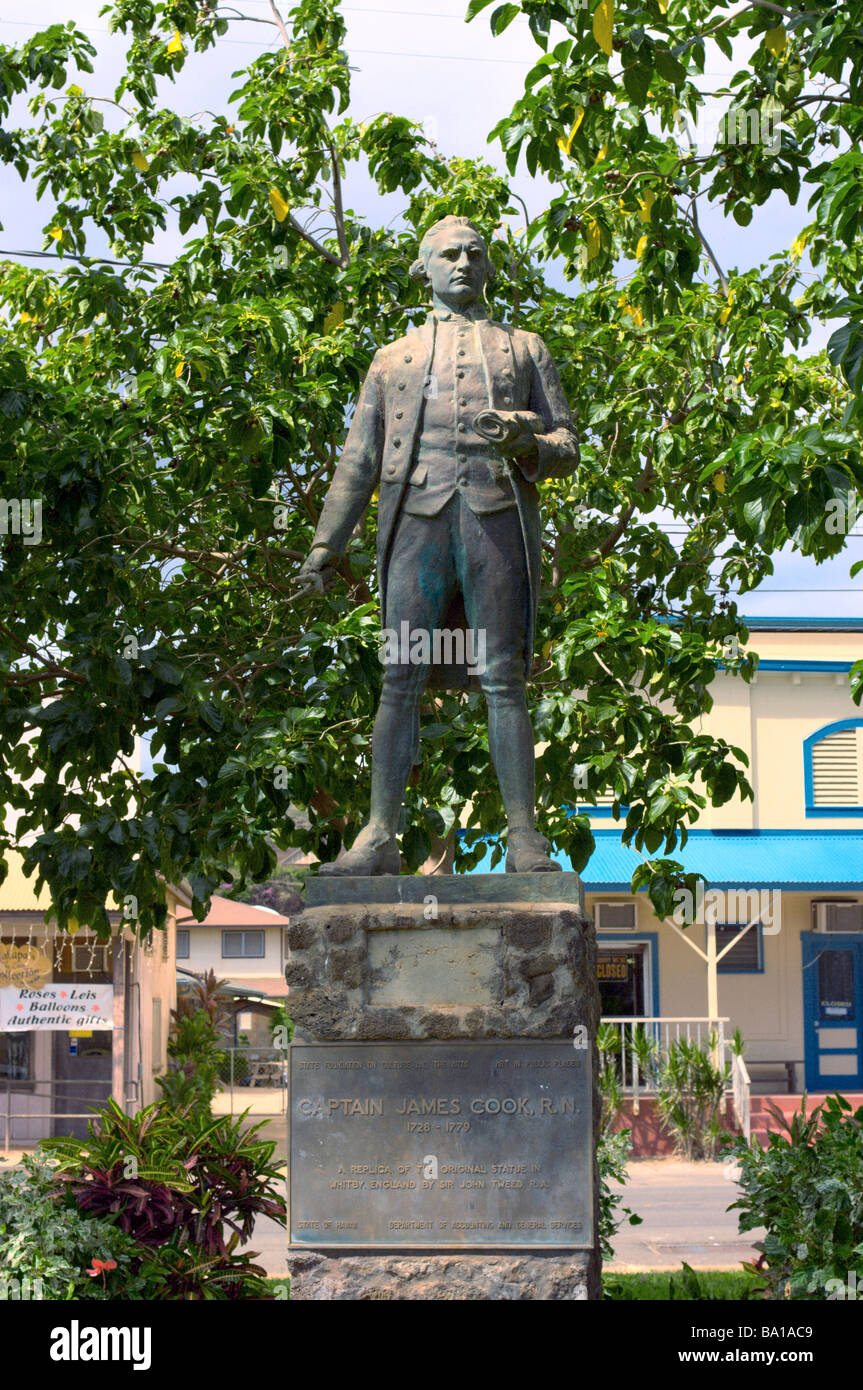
{"left": 598, "top": 1016, "right": 862, "bottom": 1153}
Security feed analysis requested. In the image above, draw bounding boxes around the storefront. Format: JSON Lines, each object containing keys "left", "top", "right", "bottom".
{"left": 0, "top": 867, "right": 189, "bottom": 1148}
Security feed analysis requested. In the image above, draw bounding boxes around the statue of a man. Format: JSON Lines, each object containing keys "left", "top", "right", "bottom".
{"left": 299, "top": 215, "right": 579, "bottom": 875}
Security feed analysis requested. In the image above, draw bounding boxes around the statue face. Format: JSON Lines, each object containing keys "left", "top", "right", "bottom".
{"left": 425, "top": 229, "right": 488, "bottom": 306}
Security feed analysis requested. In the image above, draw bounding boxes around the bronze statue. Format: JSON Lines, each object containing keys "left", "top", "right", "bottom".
{"left": 299, "top": 215, "right": 579, "bottom": 875}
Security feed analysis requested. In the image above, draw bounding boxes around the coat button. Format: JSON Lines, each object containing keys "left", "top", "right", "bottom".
{"left": 458, "top": 477, "right": 468, "bottom": 486}
{"left": 457, "top": 370, "right": 465, "bottom": 379}
{"left": 404, "top": 354, "right": 412, "bottom": 362}
{"left": 457, "top": 453, "right": 467, "bottom": 463}
{"left": 458, "top": 423, "right": 467, "bottom": 433}
{"left": 395, "top": 409, "right": 403, "bottom": 419}
{"left": 457, "top": 349, "right": 466, "bottom": 357}
{"left": 503, "top": 395, "right": 512, "bottom": 404}
{"left": 398, "top": 381, "right": 406, "bottom": 390}
{"left": 502, "top": 345, "right": 510, "bottom": 354}
{"left": 459, "top": 398, "right": 467, "bottom": 407}
{"left": 393, "top": 438, "right": 401, "bottom": 447}
{"left": 386, "top": 464, "right": 397, "bottom": 475}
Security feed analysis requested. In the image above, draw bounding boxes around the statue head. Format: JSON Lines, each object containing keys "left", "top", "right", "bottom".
{"left": 410, "top": 215, "right": 495, "bottom": 310}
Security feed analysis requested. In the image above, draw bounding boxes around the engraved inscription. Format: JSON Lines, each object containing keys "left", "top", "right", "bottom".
{"left": 289, "top": 1040, "right": 593, "bottom": 1249}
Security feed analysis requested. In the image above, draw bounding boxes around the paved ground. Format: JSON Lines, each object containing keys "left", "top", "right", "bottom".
{"left": 605, "top": 1158, "right": 764, "bottom": 1271}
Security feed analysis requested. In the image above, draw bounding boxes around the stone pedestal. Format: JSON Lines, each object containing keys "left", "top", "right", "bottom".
{"left": 285, "top": 873, "right": 601, "bottom": 1301}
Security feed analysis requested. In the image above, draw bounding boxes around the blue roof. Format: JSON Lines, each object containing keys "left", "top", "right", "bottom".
{"left": 469, "top": 830, "right": 863, "bottom": 890}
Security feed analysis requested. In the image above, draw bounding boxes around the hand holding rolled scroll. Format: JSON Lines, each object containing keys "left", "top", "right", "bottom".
{"left": 473, "top": 409, "right": 543, "bottom": 482}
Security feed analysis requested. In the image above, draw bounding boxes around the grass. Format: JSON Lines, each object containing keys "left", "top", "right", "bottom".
{"left": 604, "top": 1266, "right": 762, "bottom": 1300}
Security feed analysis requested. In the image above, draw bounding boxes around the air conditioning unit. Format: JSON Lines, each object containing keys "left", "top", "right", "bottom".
{"left": 595, "top": 902, "right": 637, "bottom": 932}
{"left": 813, "top": 901, "right": 863, "bottom": 934}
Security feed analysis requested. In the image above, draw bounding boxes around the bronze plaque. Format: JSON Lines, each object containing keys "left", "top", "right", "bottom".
{"left": 289, "top": 1039, "right": 593, "bottom": 1250}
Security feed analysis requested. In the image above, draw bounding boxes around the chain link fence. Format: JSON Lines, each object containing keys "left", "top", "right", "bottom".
{"left": 214, "top": 1047, "right": 288, "bottom": 1116}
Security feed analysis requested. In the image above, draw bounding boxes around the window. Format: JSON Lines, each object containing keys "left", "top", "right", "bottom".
{"left": 804, "top": 719, "right": 863, "bottom": 817}
{"left": 597, "top": 945, "right": 646, "bottom": 1015}
{"left": 72, "top": 941, "right": 112, "bottom": 974}
{"left": 176, "top": 929, "right": 190, "bottom": 960}
{"left": 713, "top": 922, "right": 763, "bottom": 973}
{"left": 0, "top": 1032, "right": 31, "bottom": 1081}
{"left": 222, "top": 930, "right": 265, "bottom": 959}
{"left": 818, "top": 949, "right": 855, "bottom": 1021}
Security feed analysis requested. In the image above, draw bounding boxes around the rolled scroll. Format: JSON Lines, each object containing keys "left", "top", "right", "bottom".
{"left": 472, "top": 409, "right": 544, "bottom": 444}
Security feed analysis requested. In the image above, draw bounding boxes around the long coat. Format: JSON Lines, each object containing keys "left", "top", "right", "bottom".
{"left": 309, "top": 313, "right": 579, "bottom": 685}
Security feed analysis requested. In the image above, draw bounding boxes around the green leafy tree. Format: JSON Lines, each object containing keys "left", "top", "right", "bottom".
{"left": 1, "top": 0, "right": 862, "bottom": 933}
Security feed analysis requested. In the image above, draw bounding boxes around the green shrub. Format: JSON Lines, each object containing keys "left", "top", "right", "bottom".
{"left": 40, "top": 1098, "right": 286, "bottom": 1300}
{"left": 157, "top": 1007, "right": 227, "bottom": 1118}
{"left": 597, "top": 1127, "right": 642, "bottom": 1260}
{"left": 729, "top": 1092, "right": 863, "bottom": 1300}
{"left": 597, "top": 1022, "right": 625, "bottom": 1132}
{"left": 0, "top": 1154, "right": 142, "bottom": 1300}
{"left": 655, "top": 1033, "right": 730, "bottom": 1161}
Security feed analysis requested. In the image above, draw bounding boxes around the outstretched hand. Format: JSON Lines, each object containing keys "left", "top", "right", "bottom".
{"left": 295, "top": 551, "right": 337, "bottom": 598}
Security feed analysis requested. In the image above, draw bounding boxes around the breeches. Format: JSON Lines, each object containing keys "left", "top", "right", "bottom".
{"left": 381, "top": 493, "right": 529, "bottom": 700}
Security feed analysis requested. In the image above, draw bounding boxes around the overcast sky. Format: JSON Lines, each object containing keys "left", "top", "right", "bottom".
{"left": 1, "top": 1, "right": 861, "bottom": 619}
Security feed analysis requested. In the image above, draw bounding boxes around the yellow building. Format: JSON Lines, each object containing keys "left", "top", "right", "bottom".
{"left": 577, "top": 618, "right": 863, "bottom": 1132}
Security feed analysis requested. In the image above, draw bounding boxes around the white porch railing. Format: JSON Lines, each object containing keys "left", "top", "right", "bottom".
{"left": 598, "top": 1015, "right": 752, "bottom": 1136}
{"left": 599, "top": 1016, "right": 730, "bottom": 1114}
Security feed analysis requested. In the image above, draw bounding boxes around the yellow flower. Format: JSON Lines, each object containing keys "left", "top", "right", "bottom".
{"left": 166, "top": 29, "right": 184, "bottom": 56}
{"left": 636, "top": 234, "right": 649, "bottom": 259}
{"left": 49, "top": 226, "right": 63, "bottom": 241}
{"left": 174, "top": 360, "right": 186, "bottom": 378}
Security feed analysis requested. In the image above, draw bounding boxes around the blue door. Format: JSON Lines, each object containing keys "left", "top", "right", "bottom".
{"left": 802, "top": 934, "right": 863, "bottom": 1092}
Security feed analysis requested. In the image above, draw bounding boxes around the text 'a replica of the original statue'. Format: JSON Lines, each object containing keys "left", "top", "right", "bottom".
{"left": 299, "top": 215, "right": 579, "bottom": 877}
